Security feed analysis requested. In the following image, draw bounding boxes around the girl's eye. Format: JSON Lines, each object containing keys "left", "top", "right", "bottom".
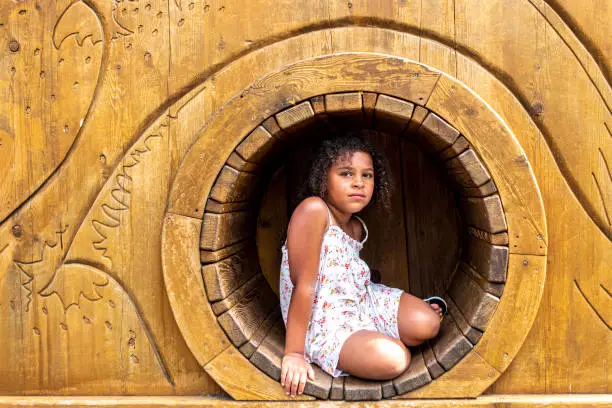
{"left": 340, "top": 171, "right": 352, "bottom": 177}
{"left": 363, "top": 173, "right": 374, "bottom": 179}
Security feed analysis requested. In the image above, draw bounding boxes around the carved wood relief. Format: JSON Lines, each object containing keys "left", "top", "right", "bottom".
{"left": 0, "top": 0, "right": 610, "bottom": 402}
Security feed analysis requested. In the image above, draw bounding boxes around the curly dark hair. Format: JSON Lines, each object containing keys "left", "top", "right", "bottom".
{"left": 301, "top": 130, "right": 394, "bottom": 212}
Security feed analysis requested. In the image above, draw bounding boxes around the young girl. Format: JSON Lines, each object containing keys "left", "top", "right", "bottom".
{"left": 279, "top": 133, "right": 445, "bottom": 397}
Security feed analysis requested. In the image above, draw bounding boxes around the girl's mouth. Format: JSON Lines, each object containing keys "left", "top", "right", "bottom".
{"left": 349, "top": 194, "right": 366, "bottom": 199}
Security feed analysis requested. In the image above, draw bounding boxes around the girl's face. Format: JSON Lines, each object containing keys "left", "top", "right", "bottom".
{"left": 325, "top": 151, "right": 375, "bottom": 215}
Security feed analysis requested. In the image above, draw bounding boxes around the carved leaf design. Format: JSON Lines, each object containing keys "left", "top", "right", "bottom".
{"left": 39, "top": 264, "right": 108, "bottom": 310}
{"left": 0, "top": 0, "right": 104, "bottom": 222}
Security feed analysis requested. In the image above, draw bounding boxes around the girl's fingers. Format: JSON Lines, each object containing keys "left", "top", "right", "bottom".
{"left": 297, "top": 372, "right": 307, "bottom": 395}
{"left": 280, "top": 364, "right": 288, "bottom": 387}
{"left": 284, "top": 371, "right": 294, "bottom": 395}
{"left": 290, "top": 371, "right": 301, "bottom": 397}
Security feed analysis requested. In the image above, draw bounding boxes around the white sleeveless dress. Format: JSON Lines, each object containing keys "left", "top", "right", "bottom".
{"left": 279, "top": 206, "right": 404, "bottom": 377}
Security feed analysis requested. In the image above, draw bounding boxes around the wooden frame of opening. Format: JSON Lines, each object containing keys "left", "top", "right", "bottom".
{"left": 162, "top": 52, "right": 547, "bottom": 401}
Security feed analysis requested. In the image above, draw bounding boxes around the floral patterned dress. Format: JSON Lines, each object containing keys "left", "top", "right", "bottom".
{"left": 279, "top": 206, "right": 404, "bottom": 377}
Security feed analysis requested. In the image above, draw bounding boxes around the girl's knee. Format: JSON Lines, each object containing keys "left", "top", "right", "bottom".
{"left": 376, "top": 341, "right": 411, "bottom": 378}
{"left": 413, "top": 310, "right": 441, "bottom": 340}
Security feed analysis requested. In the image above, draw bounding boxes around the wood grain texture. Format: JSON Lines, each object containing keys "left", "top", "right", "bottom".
{"left": 200, "top": 240, "right": 249, "bottom": 264}
{"left": 448, "top": 267, "right": 500, "bottom": 331}
{"left": 201, "top": 212, "right": 255, "bottom": 251}
{"left": 210, "top": 166, "right": 259, "bottom": 203}
{"left": 202, "top": 245, "right": 260, "bottom": 302}
{"left": 204, "top": 347, "right": 313, "bottom": 401}
{"left": 239, "top": 309, "right": 282, "bottom": 359}
{"left": 415, "top": 112, "right": 460, "bottom": 152}
{"left": 439, "top": 135, "right": 470, "bottom": 161}
{"left": 431, "top": 314, "right": 474, "bottom": 370}
{"left": 161, "top": 214, "right": 229, "bottom": 367}
{"left": 275, "top": 102, "right": 316, "bottom": 132}
{"left": 445, "top": 149, "right": 492, "bottom": 188}
{"left": 446, "top": 295, "right": 484, "bottom": 345}
{"left": 344, "top": 376, "right": 382, "bottom": 401}
{"left": 393, "top": 349, "right": 432, "bottom": 394}
{"left": 461, "top": 195, "right": 508, "bottom": 234}
{"left": 217, "top": 278, "right": 278, "bottom": 346}
{"left": 226, "top": 152, "right": 262, "bottom": 173}
{"left": 236, "top": 126, "right": 283, "bottom": 164}
{"left": 422, "top": 343, "right": 445, "bottom": 379}
{"left": 459, "top": 262, "right": 505, "bottom": 298}
{"left": 374, "top": 94, "right": 415, "bottom": 134}
{"left": 463, "top": 234, "right": 509, "bottom": 283}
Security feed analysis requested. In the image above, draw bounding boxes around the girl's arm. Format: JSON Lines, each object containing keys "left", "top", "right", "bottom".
{"left": 281, "top": 197, "right": 328, "bottom": 396}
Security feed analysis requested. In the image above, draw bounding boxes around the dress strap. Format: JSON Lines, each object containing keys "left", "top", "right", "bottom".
{"left": 322, "top": 200, "right": 334, "bottom": 229}
{"left": 353, "top": 215, "right": 369, "bottom": 244}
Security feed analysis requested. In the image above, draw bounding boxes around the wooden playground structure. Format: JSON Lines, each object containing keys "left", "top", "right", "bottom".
{"left": 0, "top": 0, "right": 610, "bottom": 406}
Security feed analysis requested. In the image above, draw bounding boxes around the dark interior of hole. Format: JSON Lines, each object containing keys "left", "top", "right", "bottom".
{"left": 256, "top": 114, "right": 464, "bottom": 299}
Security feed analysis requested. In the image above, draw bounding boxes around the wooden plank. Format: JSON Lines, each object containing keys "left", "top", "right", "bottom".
{"left": 468, "top": 227, "right": 509, "bottom": 246}
{"left": 205, "top": 200, "right": 251, "bottom": 214}
{"left": 249, "top": 322, "right": 285, "bottom": 381}
{"left": 463, "top": 235, "right": 509, "bottom": 283}
{"left": 431, "top": 314, "right": 473, "bottom": 370}
{"left": 461, "top": 195, "right": 508, "bottom": 234}
{"left": 325, "top": 92, "right": 364, "bottom": 130}
{"left": 405, "top": 105, "right": 429, "bottom": 135}
{"left": 226, "top": 152, "right": 261, "bottom": 173}
{"left": 474, "top": 255, "right": 547, "bottom": 372}
{"left": 329, "top": 376, "right": 344, "bottom": 400}
{"left": 256, "top": 166, "right": 288, "bottom": 296}
{"left": 381, "top": 380, "right": 396, "bottom": 398}
{"left": 325, "top": 92, "right": 363, "bottom": 114}
{"left": 344, "top": 376, "right": 382, "bottom": 401}
{"left": 399, "top": 351, "right": 499, "bottom": 399}
{"left": 161, "top": 214, "right": 229, "bottom": 366}
{"left": 200, "top": 212, "right": 254, "bottom": 251}
{"left": 310, "top": 95, "right": 326, "bottom": 115}
{"left": 439, "top": 135, "right": 470, "bottom": 161}
{"left": 236, "top": 126, "right": 283, "bottom": 164}
{"left": 200, "top": 240, "right": 249, "bottom": 264}
{"left": 202, "top": 246, "right": 260, "bottom": 302}
{"left": 448, "top": 268, "right": 500, "bottom": 331}
{"left": 4, "top": 394, "right": 612, "bottom": 406}
{"left": 460, "top": 261, "right": 505, "bottom": 298}
{"left": 204, "top": 346, "right": 313, "bottom": 401}
{"left": 375, "top": 94, "right": 415, "bottom": 135}
{"left": 239, "top": 309, "right": 282, "bottom": 358}
{"left": 445, "top": 149, "right": 492, "bottom": 188}
{"left": 415, "top": 112, "right": 460, "bottom": 152}
{"left": 362, "top": 92, "right": 378, "bottom": 128}
{"left": 393, "top": 349, "right": 432, "bottom": 394}
{"left": 359, "top": 132, "right": 410, "bottom": 292}
{"left": 211, "top": 274, "right": 263, "bottom": 316}
{"left": 218, "top": 278, "right": 278, "bottom": 346}
{"left": 261, "top": 116, "right": 289, "bottom": 141}
{"left": 446, "top": 295, "right": 484, "bottom": 345}
{"left": 210, "top": 166, "right": 259, "bottom": 203}
{"left": 249, "top": 323, "right": 332, "bottom": 399}
{"left": 422, "top": 343, "right": 445, "bottom": 379}
{"left": 303, "top": 365, "right": 333, "bottom": 400}
{"left": 459, "top": 179, "right": 498, "bottom": 198}
{"left": 402, "top": 140, "right": 461, "bottom": 297}
{"left": 274, "top": 101, "right": 315, "bottom": 132}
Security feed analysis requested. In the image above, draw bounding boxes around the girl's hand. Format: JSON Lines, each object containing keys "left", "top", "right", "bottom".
{"left": 280, "top": 352, "right": 316, "bottom": 397}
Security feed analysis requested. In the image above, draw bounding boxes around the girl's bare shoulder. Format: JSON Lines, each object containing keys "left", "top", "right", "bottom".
{"left": 289, "top": 197, "right": 329, "bottom": 227}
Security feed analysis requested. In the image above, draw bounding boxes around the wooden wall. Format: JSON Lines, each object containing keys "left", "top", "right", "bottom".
{"left": 0, "top": 0, "right": 610, "bottom": 401}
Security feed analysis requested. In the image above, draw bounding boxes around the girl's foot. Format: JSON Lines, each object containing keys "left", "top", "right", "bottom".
{"left": 423, "top": 296, "right": 447, "bottom": 320}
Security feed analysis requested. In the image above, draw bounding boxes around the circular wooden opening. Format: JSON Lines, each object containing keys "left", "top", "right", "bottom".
{"left": 199, "top": 92, "right": 508, "bottom": 399}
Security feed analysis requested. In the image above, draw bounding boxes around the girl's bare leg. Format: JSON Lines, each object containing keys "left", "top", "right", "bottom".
{"left": 337, "top": 330, "right": 410, "bottom": 380}
{"left": 397, "top": 292, "right": 441, "bottom": 346}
